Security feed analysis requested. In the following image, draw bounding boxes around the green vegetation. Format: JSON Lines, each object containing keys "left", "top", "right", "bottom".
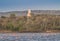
{"left": 0, "top": 14, "right": 60, "bottom": 32}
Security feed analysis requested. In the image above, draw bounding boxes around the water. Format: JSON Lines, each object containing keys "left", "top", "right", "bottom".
{"left": 0, "top": 33, "right": 60, "bottom": 41}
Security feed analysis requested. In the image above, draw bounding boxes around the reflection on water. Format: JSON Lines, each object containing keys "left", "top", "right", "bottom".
{"left": 0, "top": 33, "right": 60, "bottom": 41}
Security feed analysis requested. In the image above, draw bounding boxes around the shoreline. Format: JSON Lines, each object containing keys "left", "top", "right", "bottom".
{"left": 0, "top": 32, "right": 60, "bottom": 33}
{"left": 0, "top": 30, "right": 60, "bottom": 33}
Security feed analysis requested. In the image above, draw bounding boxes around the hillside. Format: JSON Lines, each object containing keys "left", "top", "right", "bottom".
{"left": 0, "top": 13, "right": 60, "bottom": 33}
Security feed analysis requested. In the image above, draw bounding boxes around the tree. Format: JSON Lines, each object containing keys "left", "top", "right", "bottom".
{"left": 1, "top": 16, "right": 6, "bottom": 19}
{"left": 10, "top": 14, "right": 16, "bottom": 19}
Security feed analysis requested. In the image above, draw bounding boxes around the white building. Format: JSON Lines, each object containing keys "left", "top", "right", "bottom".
{"left": 27, "top": 9, "right": 31, "bottom": 17}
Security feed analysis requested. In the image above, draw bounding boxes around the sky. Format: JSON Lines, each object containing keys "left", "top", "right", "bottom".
{"left": 0, "top": 0, "right": 60, "bottom": 12}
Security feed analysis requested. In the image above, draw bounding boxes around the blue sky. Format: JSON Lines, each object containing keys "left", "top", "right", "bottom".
{"left": 0, "top": 0, "right": 60, "bottom": 12}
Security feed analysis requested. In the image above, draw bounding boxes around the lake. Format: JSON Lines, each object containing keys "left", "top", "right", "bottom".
{"left": 0, "top": 33, "right": 60, "bottom": 41}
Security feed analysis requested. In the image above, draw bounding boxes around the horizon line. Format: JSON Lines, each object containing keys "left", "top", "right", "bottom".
{"left": 0, "top": 9, "right": 60, "bottom": 12}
